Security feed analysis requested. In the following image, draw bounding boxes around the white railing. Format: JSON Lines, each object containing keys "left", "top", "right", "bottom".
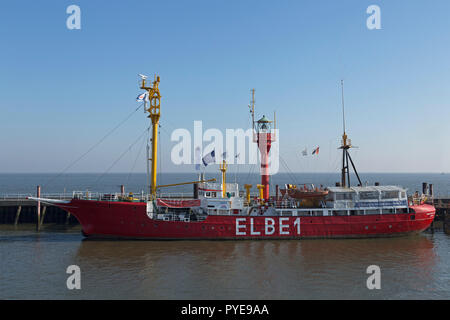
{"left": 0, "top": 193, "right": 72, "bottom": 200}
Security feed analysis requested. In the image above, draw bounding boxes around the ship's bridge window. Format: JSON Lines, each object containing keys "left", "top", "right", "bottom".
{"left": 400, "top": 192, "right": 406, "bottom": 199}
{"left": 206, "top": 192, "right": 211, "bottom": 197}
{"left": 212, "top": 192, "right": 217, "bottom": 198}
{"left": 359, "top": 191, "right": 378, "bottom": 200}
{"left": 336, "top": 193, "right": 353, "bottom": 201}
{"left": 381, "top": 191, "right": 399, "bottom": 199}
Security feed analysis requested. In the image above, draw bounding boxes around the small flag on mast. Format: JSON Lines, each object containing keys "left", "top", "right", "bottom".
{"left": 202, "top": 150, "right": 216, "bottom": 166}
{"left": 136, "top": 92, "right": 149, "bottom": 102}
{"left": 301, "top": 148, "right": 307, "bottom": 156}
{"left": 312, "top": 147, "right": 320, "bottom": 155}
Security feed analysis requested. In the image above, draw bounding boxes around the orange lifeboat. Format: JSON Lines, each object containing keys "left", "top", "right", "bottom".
{"left": 280, "top": 184, "right": 328, "bottom": 200}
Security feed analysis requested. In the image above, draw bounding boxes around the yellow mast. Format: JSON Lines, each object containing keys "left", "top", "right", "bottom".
{"left": 140, "top": 75, "right": 161, "bottom": 199}
{"left": 219, "top": 159, "right": 227, "bottom": 198}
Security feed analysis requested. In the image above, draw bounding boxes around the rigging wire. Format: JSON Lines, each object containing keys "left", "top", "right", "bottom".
{"left": 279, "top": 155, "right": 300, "bottom": 185}
{"left": 125, "top": 133, "right": 147, "bottom": 187}
{"left": 92, "top": 126, "right": 150, "bottom": 188}
{"left": 43, "top": 102, "right": 145, "bottom": 188}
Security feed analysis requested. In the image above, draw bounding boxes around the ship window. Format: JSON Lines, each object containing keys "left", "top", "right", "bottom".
{"left": 366, "top": 209, "right": 380, "bottom": 215}
{"left": 382, "top": 191, "right": 399, "bottom": 199}
{"left": 312, "top": 210, "right": 323, "bottom": 216}
{"left": 360, "top": 191, "right": 378, "bottom": 200}
{"left": 400, "top": 192, "right": 406, "bottom": 199}
{"left": 212, "top": 192, "right": 217, "bottom": 197}
{"left": 336, "top": 193, "right": 353, "bottom": 200}
{"left": 206, "top": 192, "right": 211, "bottom": 197}
{"left": 335, "top": 210, "right": 348, "bottom": 216}
{"left": 382, "top": 208, "right": 395, "bottom": 214}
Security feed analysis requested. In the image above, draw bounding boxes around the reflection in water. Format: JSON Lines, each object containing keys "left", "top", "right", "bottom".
{"left": 73, "top": 235, "right": 441, "bottom": 299}
{"left": 1, "top": 224, "right": 448, "bottom": 299}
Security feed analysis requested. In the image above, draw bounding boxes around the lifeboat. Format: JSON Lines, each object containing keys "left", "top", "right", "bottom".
{"left": 280, "top": 184, "right": 329, "bottom": 200}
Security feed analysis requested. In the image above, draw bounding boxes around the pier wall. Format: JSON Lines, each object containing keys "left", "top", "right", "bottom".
{"left": 0, "top": 200, "right": 78, "bottom": 225}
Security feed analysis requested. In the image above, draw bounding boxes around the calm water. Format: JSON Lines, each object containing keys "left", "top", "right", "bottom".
{"left": 1, "top": 173, "right": 450, "bottom": 299}
{"left": 1, "top": 225, "right": 449, "bottom": 299}
{"left": 1, "top": 172, "right": 450, "bottom": 196}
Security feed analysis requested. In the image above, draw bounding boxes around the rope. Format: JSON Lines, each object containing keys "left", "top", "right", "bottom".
{"left": 93, "top": 126, "right": 150, "bottom": 188}
{"left": 43, "top": 102, "right": 145, "bottom": 188}
{"left": 125, "top": 133, "right": 147, "bottom": 187}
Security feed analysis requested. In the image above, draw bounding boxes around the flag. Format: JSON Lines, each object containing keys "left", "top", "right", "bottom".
{"left": 202, "top": 150, "right": 216, "bottom": 166}
{"left": 136, "top": 92, "right": 148, "bottom": 102}
{"left": 301, "top": 148, "right": 307, "bottom": 156}
{"left": 312, "top": 147, "right": 319, "bottom": 155}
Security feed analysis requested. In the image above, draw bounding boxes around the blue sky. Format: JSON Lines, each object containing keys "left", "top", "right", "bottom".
{"left": 1, "top": 0, "right": 450, "bottom": 174}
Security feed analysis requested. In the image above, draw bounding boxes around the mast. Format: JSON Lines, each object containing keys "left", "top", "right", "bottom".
{"left": 339, "top": 80, "right": 362, "bottom": 188}
{"left": 250, "top": 88, "right": 255, "bottom": 130}
{"left": 140, "top": 74, "right": 161, "bottom": 198}
{"left": 220, "top": 159, "right": 228, "bottom": 198}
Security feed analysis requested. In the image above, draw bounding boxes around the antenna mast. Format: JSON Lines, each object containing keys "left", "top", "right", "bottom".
{"left": 250, "top": 88, "right": 255, "bottom": 130}
{"left": 140, "top": 74, "right": 161, "bottom": 198}
{"left": 339, "top": 80, "right": 362, "bottom": 188}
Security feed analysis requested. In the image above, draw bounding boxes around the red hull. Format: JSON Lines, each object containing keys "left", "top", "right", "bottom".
{"left": 58, "top": 200, "right": 436, "bottom": 240}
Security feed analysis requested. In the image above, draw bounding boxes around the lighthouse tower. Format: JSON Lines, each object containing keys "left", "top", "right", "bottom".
{"left": 249, "top": 89, "right": 276, "bottom": 201}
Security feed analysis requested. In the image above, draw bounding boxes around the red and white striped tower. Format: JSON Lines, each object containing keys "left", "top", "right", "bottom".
{"left": 249, "top": 89, "right": 276, "bottom": 201}
{"left": 254, "top": 115, "right": 275, "bottom": 200}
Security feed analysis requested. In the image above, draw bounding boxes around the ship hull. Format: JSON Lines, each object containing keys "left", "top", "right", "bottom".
{"left": 57, "top": 200, "right": 435, "bottom": 240}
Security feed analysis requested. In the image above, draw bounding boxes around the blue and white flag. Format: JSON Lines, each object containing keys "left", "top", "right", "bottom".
{"left": 202, "top": 150, "right": 216, "bottom": 166}
{"left": 136, "top": 92, "right": 148, "bottom": 102}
